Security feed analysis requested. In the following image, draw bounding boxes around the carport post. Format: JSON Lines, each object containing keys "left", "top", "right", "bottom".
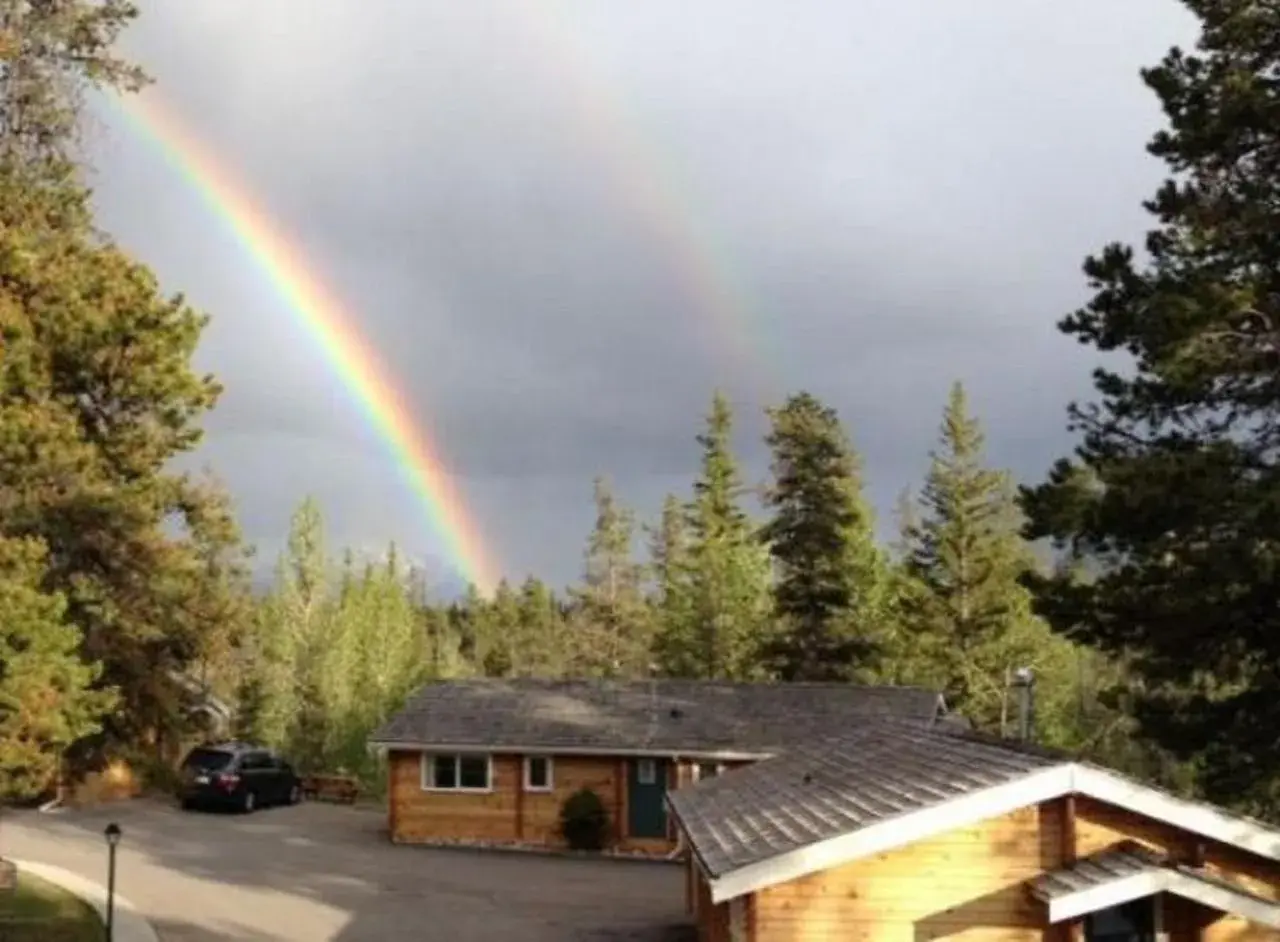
{"left": 104, "top": 822, "right": 121, "bottom": 942}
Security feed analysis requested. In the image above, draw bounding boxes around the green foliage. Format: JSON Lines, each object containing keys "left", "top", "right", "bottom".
{"left": 559, "top": 787, "right": 611, "bottom": 851}
{"left": 236, "top": 498, "right": 463, "bottom": 787}
{"left": 653, "top": 393, "right": 773, "bottom": 680}
{"left": 0, "top": 537, "right": 115, "bottom": 801}
{"left": 760, "top": 392, "right": 887, "bottom": 681}
{"left": 0, "top": 0, "right": 1260, "bottom": 817}
{"left": 0, "top": 0, "right": 148, "bottom": 169}
{"left": 892, "top": 383, "right": 1071, "bottom": 734}
{"left": 0, "top": 166, "right": 250, "bottom": 759}
{"left": 1020, "top": 0, "right": 1280, "bottom": 812}
{"left": 566, "top": 477, "right": 654, "bottom": 677}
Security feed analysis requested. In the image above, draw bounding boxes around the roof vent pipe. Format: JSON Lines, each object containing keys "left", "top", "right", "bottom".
{"left": 1011, "top": 667, "right": 1035, "bottom": 743}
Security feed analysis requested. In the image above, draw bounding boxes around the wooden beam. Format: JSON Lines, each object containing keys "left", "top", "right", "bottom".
{"left": 1062, "top": 796, "right": 1081, "bottom": 942}
{"left": 514, "top": 754, "right": 525, "bottom": 841}
{"left": 387, "top": 751, "right": 399, "bottom": 841}
{"left": 1062, "top": 795, "right": 1077, "bottom": 865}
{"left": 684, "top": 848, "right": 695, "bottom": 914}
{"left": 615, "top": 758, "right": 627, "bottom": 844}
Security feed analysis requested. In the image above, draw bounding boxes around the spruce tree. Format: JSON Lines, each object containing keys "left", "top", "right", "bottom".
{"left": 656, "top": 393, "right": 772, "bottom": 679}
{"left": 760, "top": 392, "right": 885, "bottom": 681}
{"left": 1021, "top": 0, "right": 1280, "bottom": 812}
{"left": 569, "top": 477, "right": 652, "bottom": 677}
{"left": 515, "top": 575, "right": 571, "bottom": 677}
{"left": 902, "top": 383, "right": 1064, "bottom": 731}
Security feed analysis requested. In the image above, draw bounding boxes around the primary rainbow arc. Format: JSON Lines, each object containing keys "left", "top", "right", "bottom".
{"left": 111, "top": 92, "right": 500, "bottom": 592}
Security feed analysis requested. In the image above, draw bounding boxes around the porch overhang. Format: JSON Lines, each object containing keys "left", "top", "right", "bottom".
{"left": 1031, "top": 844, "right": 1280, "bottom": 929}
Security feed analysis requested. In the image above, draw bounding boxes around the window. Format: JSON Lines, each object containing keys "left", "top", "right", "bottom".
{"left": 181, "top": 748, "right": 233, "bottom": 773}
{"left": 637, "top": 758, "right": 657, "bottom": 785}
{"left": 523, "top": 756, "right": 553, "bottom": 792}
{"left": 694, "top": 762, "right": 723, "bottom": 782}
{"left": 421, "top": 753, "right": 492, "bottom": 792}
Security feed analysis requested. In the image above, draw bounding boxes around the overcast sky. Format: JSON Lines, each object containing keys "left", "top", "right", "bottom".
{"left": 87, "top": 0, "right": 1198, "bottom": 592}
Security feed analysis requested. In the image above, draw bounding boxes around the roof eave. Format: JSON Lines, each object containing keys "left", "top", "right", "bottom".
{"left": 706, "top": 763, "right": 1074, "bottom": 903}
{"left": 1046, "top": 868, "right": 1280, "bottom": 929}
{"left": 366, "top": 740, "right": 775, "bottom": 762}
{"left": 703, "top": 763, "right": 1280, "bottom": 904}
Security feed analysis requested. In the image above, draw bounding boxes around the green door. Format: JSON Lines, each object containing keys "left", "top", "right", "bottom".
{"left": 627, "top": 758, "right": 669, "bottom": 838}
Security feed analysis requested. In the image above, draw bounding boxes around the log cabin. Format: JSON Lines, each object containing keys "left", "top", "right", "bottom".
{"left": 367, "top": 678, "right": 948, "bottom": 855}
{"left": 668, "top": 719, "right": 1280, "bottom": 942}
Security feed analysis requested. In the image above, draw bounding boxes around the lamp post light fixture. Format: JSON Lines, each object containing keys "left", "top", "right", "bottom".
{"left": 104, "top": 822, "right": 121, "bottom": 942}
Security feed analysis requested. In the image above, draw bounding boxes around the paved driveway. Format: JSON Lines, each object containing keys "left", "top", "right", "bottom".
{"left": 0, "top": 798, "right": 692, "bottom": 941}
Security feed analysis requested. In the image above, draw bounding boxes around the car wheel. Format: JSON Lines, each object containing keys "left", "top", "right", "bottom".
{"left": 180, "top": 798, "right": 194, "bottom": 811}
{"left": 288, "top": 784, "right": 301, "bottom": 805}
{"left": 241, "top": 789, "right": 256, "bottom": 814}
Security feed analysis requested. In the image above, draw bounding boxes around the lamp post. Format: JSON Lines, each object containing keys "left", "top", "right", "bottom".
{"left": 103, "top": 822, "right": 121, "bottom": 942}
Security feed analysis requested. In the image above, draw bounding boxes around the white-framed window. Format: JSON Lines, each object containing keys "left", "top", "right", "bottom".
{"left": 692, "top": 761, "right": 726, "bottom": 782}
{"left": 420, "top": 753, "right": 492, "bottom": 792}
{"left": 637, "top": 758, "right": 657, "bottom": 784}
{"left": 523, "top": 756, "right": 553, "bottom": 792}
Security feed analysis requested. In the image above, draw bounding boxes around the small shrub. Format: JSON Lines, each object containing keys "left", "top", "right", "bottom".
{"left": 560, "top": 787, "right": 610, "bottom": 851}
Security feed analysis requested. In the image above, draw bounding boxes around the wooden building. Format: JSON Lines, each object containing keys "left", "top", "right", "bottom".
{"left": 668, "top": 721, "right": 1280, "bottom": 942}
{"left": 367, "top": 678, "right": 947, "bottom": 855}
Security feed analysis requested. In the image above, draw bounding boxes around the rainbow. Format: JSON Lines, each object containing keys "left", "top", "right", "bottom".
{"left": 108, "top": 91, "right": 501, "bottom": 592}
{"left": 509, "top": 2, "right": 776, "bottom": 394}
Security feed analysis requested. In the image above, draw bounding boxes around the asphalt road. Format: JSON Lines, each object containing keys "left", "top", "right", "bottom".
{"left": 0, "top": 798, "right": 692, "bottom": 941}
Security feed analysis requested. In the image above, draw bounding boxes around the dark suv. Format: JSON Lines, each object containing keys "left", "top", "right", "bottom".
{"left": 178, "top": 742, "right": 302, "bottom": 813}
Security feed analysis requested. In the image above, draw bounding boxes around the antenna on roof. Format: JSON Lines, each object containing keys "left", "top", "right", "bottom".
{"left": 1011, "top": 667, "right": 1035, "bottom": 743}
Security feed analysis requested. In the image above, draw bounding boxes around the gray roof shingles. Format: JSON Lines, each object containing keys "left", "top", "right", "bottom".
{"left": 668, "top": 721, "right": 1067, "bottom": 877}
{"left": 368, "top": 678, "right": 945, "bottom": 756}
{"left": 1030, "top": 843, "right": 1161, "bottom": 900}
{"left": 1032, "top": 842, "right": 1280, "bottom": 917}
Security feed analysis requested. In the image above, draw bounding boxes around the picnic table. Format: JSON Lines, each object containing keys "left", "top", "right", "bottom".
{"left": 300, "top": 773, "right": 360, "bottom": 804}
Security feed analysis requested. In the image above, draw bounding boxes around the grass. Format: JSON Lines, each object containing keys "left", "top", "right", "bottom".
{"left": 0, "top": 870, "right": 105, "bottom": 942}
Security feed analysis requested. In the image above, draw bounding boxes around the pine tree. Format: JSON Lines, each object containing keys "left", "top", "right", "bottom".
{"left": 0, "top": 0, "right": 147, "bottom": 168}
{"left": 0, "top": 537, "right": 115, "bottom": 799}
{"left": 760, "top": 392, "right": 886, "bottom": 681}
{"left": 0, "top": 166, "right": 250, "bottom": 754}
{"left": 655, "top": 393, "right": 773, "bottom": 679}
{"left": 569, "top": 477, "right": 652, "bottom": 677}
{"left": 1021, "top": 0, "right": 1280, "bottom": 813}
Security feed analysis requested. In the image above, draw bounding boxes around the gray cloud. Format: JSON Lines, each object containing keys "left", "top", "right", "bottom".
{"left": 90, "top": 0, "right": 1198, "bottom": 587}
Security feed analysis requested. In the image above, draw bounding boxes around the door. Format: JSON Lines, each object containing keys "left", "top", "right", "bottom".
{"left": 1085, "top": 898, "right": 1155, "bottom": 942}
{"left": 627, "top": 758, "right": 669, "bottom": 839}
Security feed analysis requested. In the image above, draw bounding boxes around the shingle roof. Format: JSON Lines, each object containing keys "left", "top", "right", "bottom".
{"left": 1031, "top": 842, "right": 1280, "bottom": 927}
{"left": 368, "top": 678, "right": 945, "bottom": 756}
{"left": 1030, "top": 843, "right": 1162, "bottom": 900}
{"left": 668, "top": 720, "right": 1067, "bottom": 877}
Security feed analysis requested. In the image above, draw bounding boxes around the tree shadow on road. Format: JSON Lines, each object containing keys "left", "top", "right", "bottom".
{"left": 11, "top": 799, "right": 693, "bottom": 942}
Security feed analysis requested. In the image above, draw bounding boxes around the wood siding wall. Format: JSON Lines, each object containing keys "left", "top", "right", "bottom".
{"left": 751, "top": 804, "right": 1057, "bottom": 942}
{"left": 1074, "top": 796, "right": 1280, "bottom": 942}
{"left": 684, "top": 796, "right": 1280, "bottom": 942}
{"left": 387, "top": 750, "right": 719, "bottom": 853}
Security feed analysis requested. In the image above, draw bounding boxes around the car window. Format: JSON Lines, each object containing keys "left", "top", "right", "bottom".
{"left": 182, "top": 748, "right": 234, "bottom": 772}
{"left": 242, "top": 752, "right": 270, "bottom": 770}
